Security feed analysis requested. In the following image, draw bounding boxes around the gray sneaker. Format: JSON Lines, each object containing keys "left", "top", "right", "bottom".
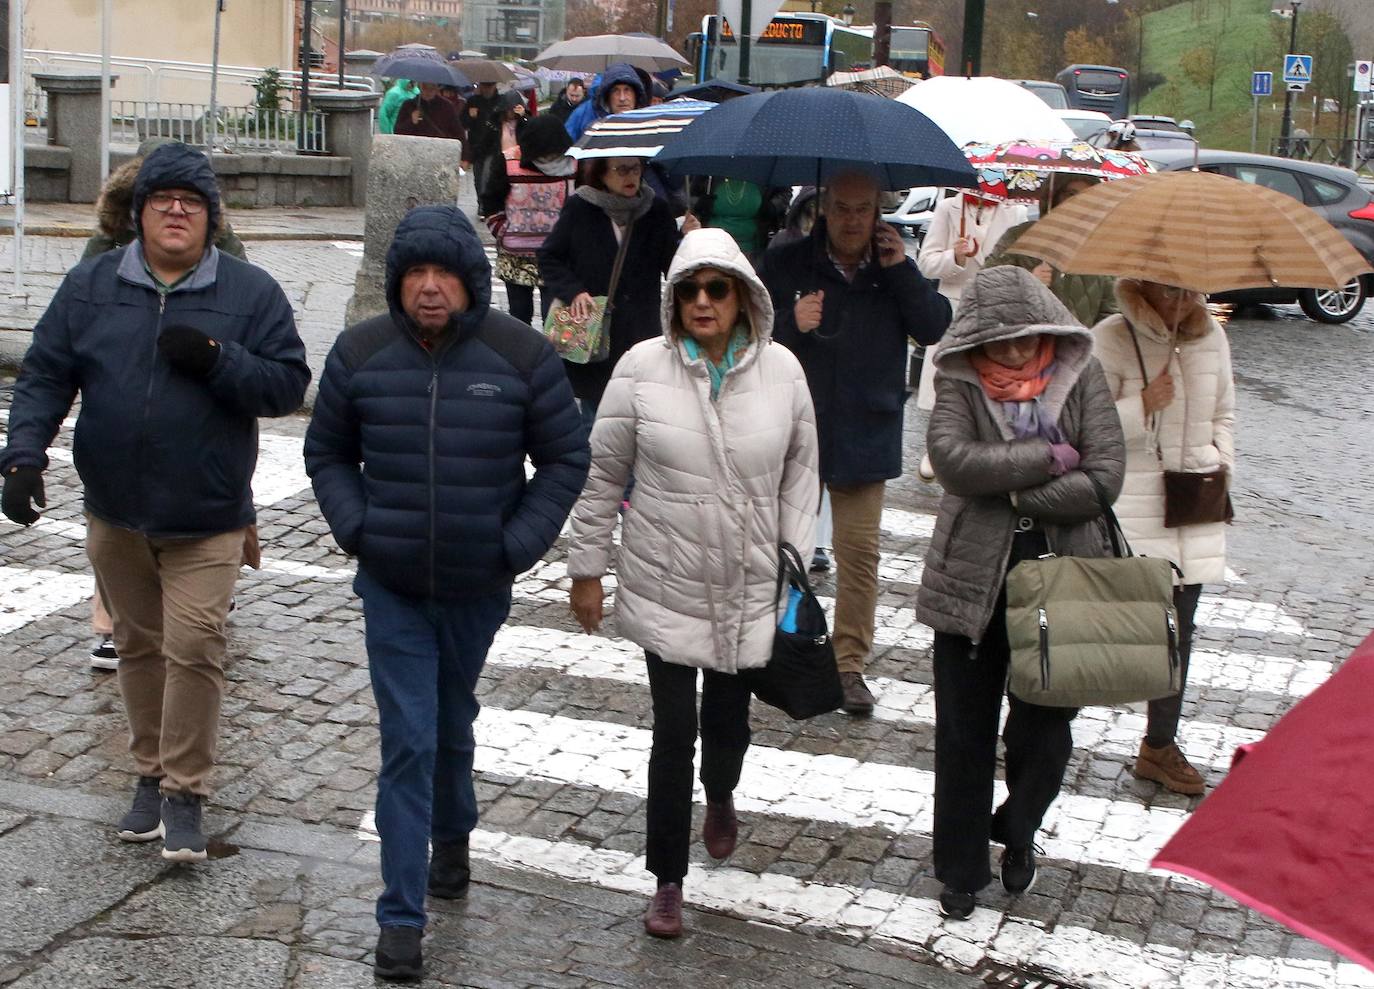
{"left": 161, "top": 792, "right": 207, "bottom": 862}
{"left": 116, "top": 776, "right": 164, "bottom": 842}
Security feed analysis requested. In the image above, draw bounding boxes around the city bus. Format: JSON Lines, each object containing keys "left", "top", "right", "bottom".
{"left": 1056, "top": 64, "right": 1131, "bottom": 121}
{"left": 686, "top": 12, "right": 873, "bottom": 87}
{"left": 888, "top": 23, "right": 946, "bottom": 79}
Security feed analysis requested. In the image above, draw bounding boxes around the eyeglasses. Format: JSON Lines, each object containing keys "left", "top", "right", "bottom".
{"left": 147, "top": 191, "right": 208, "bottom": 215}
{"left": 673, "top": 278, "right": 733, "bottom": 303}
{"left": 609, "top": 163, "right": 643, "bottom": 177}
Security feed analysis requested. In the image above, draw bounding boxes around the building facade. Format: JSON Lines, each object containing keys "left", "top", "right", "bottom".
{"left": 460, "top": 0, "right": 564, "bottom": 61}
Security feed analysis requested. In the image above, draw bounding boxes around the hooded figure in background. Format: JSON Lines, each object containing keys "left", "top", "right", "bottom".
{"left": 563, "top": 62, "right": 648, "bottom": 142}
{"left": 0, "top": 141, "right": 310, "bottom": 867}
{"left": 305, "top": 205, "right": 588, "bottom": 982}
{"left": 916, "top": 265, "right": 1124, "bottom": 922}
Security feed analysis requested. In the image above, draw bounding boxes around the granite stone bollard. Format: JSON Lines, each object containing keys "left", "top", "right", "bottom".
{"left": 344, "top": 134, "right": 464, "bottom": 326}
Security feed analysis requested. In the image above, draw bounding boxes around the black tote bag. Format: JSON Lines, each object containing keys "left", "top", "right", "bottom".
{"left": 740, "top": 543, "right": 845, "bottom": 720}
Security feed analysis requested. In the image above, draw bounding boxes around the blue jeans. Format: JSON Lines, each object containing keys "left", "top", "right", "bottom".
{"left": 355, "top": 565, "right": 512, "bottom": 929}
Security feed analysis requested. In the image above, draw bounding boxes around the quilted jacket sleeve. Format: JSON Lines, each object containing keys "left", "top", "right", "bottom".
{"left": 1211, "top": 328, "right": 1236, "bottom": 474}
{"left": 777, "top": 364, "right": 820, "bottom": 563}
{"left": 1014, "top": 359, "right": 1126, "bottom": 522}
{"left": 566, "top": 350, "right": 639, "bottom": 580}
{"left": 926, "top": 375, "right": 1058, "bottom": 497}
{"left": 304, "top": 344, "right": 366, "bottom": 556}
{"left": 502, "top": 342, "right": 591, "bottom": 575}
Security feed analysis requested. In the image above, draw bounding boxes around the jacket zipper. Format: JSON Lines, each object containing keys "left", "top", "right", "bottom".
{"left": 1166, "top": 611, "right": 1179, "bottom": 689}
{"left": 135, "top": 292, "right": 168, "bottom": 529}
{"left": 1038, "top": 607, "right": 1050, "bottom": 689}
{"left": 427, "top": 359, "right": 439, "bottom": 599}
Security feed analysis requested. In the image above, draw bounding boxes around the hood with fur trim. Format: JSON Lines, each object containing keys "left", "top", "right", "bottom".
{"left": 384, "top": 205, "right": 492, "bottom": 338}
{"left": 95, "top": 159, "right": 141, "bottom": 241}
{"left": 659, "top": 227, "right": 774, "bottom": 350}
{"left": 1114, "top": 278, "right": 1212, "bottom": 343}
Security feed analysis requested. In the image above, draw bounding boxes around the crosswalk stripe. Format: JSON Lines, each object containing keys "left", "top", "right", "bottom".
{"left": 484, "top": 625, "right": 1264, "bottom": 774}
{"left": 0, "top": 567, "right": 95, "bottom": 636}
{"left": 465, "top": 705, "right": 1191, "bottom": 874}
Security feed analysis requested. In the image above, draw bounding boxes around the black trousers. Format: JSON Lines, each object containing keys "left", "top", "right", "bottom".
{"left": 504, "top": 282, "right": 553, "bottom": 328}
{"left": 1145, "top": 583, "right": 1203, "bottom": 748}
{"left": 644, "top": 651, "right": 752, "bottom": 885}
{"left": 932, "top": 532, "right": 1078, "bottom": 894}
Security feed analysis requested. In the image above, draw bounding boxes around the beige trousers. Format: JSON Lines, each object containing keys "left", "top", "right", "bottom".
{"left": 85, "top": 516, "right": 244, "bottom": 796}
{"left": 827, "top": 481, "right": 886, "bottom": 675}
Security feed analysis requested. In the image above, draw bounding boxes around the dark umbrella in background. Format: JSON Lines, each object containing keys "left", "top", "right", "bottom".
{"left": 1152, "top": 631, "right": 1374, "bottom": 973}
{"left": 669, "top": 79, "right": 758, "bottom": 103}
{"left": 447, "top": 58, "right": 515, "bottom": 85}
{"left": 655, "top": 87, "right": 977, "bottom": 190}
{"left": 374, "top": 45, "right": 470, "bottom": 87}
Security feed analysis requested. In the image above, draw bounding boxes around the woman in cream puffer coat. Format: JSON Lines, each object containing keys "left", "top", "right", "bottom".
{"left": 567, "top": 227, "right": 819, "bottom": 939}
{"left": 1092, "top": 278, "right": 1235, "bottom": 798}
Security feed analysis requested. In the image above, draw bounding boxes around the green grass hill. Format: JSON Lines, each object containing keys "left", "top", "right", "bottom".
{"left": 1138, "top": 0, "right": 1340, "bottom": 152}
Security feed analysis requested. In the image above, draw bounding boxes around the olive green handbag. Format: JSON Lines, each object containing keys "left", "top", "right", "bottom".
{"left": 1005, "top": 490, "right": 1181, "bottom": 708}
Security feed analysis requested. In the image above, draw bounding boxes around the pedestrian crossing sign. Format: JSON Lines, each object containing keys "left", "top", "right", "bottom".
{"left": 1283, "top": 53, "right": 1312, "bottom": 88}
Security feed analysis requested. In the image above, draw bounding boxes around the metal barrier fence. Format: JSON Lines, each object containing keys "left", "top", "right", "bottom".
{"left": 1269, "top": 138, "right": 1374, "bottom": 178}
{"left": 110, "top": 100, "right": 329, "bottom": 155}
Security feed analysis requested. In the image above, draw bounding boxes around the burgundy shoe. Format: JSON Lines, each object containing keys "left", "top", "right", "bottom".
{"left": 703, "top": 797, "right": 738, "bottom": 860}
{"left": 644, "top": 883, "right": 683, "bottom": 939}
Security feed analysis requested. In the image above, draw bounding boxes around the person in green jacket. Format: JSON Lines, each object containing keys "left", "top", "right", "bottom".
{"left": 378, "top": 79, "right": 419, "bottom": 135}
{"left": 983, "top": 174, "right": 1118, "bottom": 327}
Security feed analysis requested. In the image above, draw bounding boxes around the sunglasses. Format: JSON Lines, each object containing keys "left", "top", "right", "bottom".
{"left": 673, "top": 278, "right": 733, "bottom": 302}
{"left": 147, "top": 191, "right": 207, "bottom": 215}
{"left": 609, "top": 163, "right": 642, "bottom": 176}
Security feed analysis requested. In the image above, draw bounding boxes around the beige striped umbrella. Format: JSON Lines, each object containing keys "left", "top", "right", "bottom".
{"left": 1008, "top": 169, "right": 1371, "bottom": 294}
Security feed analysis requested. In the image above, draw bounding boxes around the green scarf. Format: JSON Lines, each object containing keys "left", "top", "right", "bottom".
{"left": 682, "top": 325, "right": 750, "bottom": 400}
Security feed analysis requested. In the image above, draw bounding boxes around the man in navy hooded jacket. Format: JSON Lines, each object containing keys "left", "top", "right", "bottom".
{"left": 305, "top": 205, "right": 588, "bottom": 981}
{"left": 0, "top": 142, "right": 310, "bottom": 861}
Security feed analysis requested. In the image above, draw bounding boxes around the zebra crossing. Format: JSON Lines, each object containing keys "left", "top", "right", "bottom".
{"left": 0, "top": 415, "right": 1367, "bottom": 989}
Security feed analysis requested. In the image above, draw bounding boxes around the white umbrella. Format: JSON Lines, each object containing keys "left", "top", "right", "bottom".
{"left": 897, "top": 76, "right": 1074, "bottom": 148}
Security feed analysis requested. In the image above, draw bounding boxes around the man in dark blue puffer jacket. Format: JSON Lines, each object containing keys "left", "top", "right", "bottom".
{"left": 0, "top": 142, "right": 309, "bottom": 865}
{"left": 304, "top": 204, "right": 588, "bottom": 982}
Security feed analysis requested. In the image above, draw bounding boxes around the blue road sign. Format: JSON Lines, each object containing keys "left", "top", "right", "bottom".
{"left": 1283, "top": 54, "right": 1312, "bottom": 85}
{"left": 1251, "top": 71, "right": 1273, "bottom": 96}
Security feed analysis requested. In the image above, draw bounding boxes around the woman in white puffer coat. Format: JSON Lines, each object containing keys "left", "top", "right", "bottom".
{"left": 567, "top": 227, "right": 819, "bottom": 940}
{"left": 1093, "top": 278, "right": 1235, "bottom": 798}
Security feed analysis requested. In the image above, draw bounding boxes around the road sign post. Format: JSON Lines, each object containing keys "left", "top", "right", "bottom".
{"left": 1251, "top": 71, "right": 1272, "bottom": 154}
{"left": 1356, "top": 60, "right": 1372, "bottom": 95}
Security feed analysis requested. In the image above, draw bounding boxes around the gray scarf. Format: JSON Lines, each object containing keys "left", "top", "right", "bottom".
{"left": 575, "top": 183, "right": 654, "bottom": 229}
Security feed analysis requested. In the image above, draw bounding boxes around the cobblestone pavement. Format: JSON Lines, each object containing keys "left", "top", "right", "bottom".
{"left": 1, "top": 233, "right": 1373, "bottom": 988}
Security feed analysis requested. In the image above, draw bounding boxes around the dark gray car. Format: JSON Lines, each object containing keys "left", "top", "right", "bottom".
{"left": 1146, "top": 148, "right": 1374, "bottom": 323}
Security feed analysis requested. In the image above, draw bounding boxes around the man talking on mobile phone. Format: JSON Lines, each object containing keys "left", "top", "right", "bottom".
{"left": 760, "top": 171, "right": 951, "bottom": 716}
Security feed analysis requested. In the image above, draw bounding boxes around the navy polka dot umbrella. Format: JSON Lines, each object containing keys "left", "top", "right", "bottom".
{"left": 655, "top": 87, "right": 976, "bottom": 191}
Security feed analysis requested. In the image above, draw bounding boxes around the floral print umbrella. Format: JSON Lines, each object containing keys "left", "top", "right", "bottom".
{"left": 964, "top": 141, "right": 1152, "bottom": 202}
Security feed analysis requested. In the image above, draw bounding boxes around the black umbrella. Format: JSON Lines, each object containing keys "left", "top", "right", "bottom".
{"left": 669, "top": 79, "right": 758, "bottom": 104}
{"left": 656, "top": 87, "right": 976, "bottom": 191}
{"left": 374, "top": 47, "right": 469, "bottom": 87}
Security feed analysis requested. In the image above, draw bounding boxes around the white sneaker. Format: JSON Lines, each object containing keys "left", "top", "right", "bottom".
{"left": 90, "top": 637, "right": 119, "bottom": 671}
{"left": 918, "top": 454, "right": 937, "bottom": 483}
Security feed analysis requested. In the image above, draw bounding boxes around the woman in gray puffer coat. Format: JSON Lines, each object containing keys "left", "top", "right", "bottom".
{"left": 916, "top": 266, "right": 1125, "bottom": 921}
{"left": 567, "top": 228, "right": 819, "bottom": 940}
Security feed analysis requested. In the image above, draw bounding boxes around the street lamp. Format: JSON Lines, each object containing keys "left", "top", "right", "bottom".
{"left": 1277, "top": 0, "right": 1302, "bottom": 157}
{"left": 841, "top": 3, "right": 856, "bottom": 26}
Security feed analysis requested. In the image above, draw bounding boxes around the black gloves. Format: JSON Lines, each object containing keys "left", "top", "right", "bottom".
{"left": 2, "top": 466, "right": 45, "bottom": 525}
{"left": 158, "top": 324, "right": 221, "bottom": 378}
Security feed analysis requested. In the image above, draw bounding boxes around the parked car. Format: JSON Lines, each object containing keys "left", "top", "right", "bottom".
{"left": 883, "top": 186, "right": 939, "bottom": 243}
{"left": 1129, "top": 114, "right": 1185, "bottom": 133}
{"left": 1146, "top": 147, "right": 1374, "bottom": 323}
{"left": 1056, "top": 108, "right": 1113, "bottom": 142}
{"left": 1013, "top": 80, "right": 1070, "bottom": 109}
{"left": 1092, "top": 121, "right": 1199, "bottom": 153}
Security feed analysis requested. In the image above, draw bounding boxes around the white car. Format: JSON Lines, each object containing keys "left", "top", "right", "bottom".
{"left": 1055, "top": 108, "right": 1112, "bottom": 143}
{"left": 882, "top": 187, "right": 939, "bottom": 243}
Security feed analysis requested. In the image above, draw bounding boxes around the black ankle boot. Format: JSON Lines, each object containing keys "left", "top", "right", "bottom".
{"left": 427, "top": 836, "right": 471, "bottom": 899}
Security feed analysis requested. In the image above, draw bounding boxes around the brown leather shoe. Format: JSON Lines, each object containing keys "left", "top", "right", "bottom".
{"left": 839, "top": 672, "right": 875, "bottom": 717}
{"left": 644, "top": 883, "right": 683, "bottom": 939}
{"left": 1133, "top": 740, "right": 1205, "bottom": 795}
{"left": 703, "top": 797, "right": 738, "bottom": 860}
